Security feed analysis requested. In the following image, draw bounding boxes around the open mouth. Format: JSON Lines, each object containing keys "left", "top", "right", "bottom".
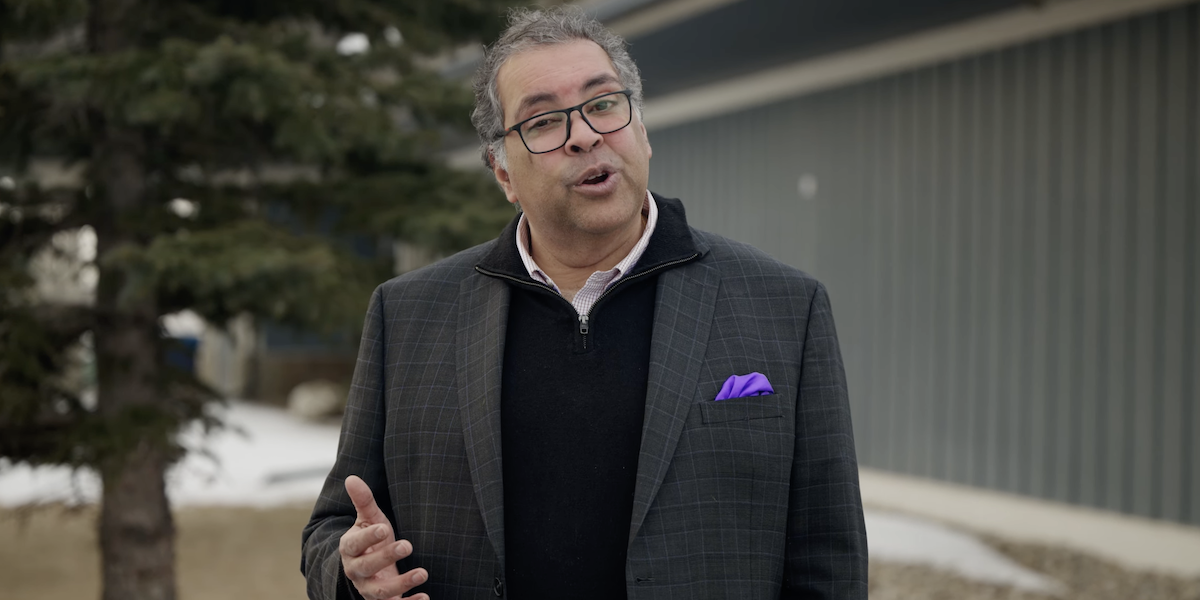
{"left": 580, "top": 171, "right": 610, "bottom": 185}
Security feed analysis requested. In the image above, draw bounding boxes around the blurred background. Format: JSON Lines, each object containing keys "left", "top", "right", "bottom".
{"left": 1, "top": 0, "right": 1197, "bottom": 598}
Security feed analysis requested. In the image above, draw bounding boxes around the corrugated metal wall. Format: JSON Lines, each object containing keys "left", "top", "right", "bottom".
{"left": 649, "top": 3, "right": 1199, "bottom": 526}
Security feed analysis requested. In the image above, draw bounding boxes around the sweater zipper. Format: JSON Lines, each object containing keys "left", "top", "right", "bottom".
{"left": 575, "top": 253, "right": 700, "bottom": 341}
{"left": 476, "top": 252, "right": 700, "bottom": 347}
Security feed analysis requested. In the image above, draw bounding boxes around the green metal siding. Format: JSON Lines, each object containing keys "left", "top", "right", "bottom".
{"left": 649, "top": 2, "right": 1200, "bottom": 525}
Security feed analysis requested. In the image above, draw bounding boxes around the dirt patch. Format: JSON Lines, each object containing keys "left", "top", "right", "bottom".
{"left": 870, "top": 536, "right": 1200, "bottom": 600}
{"left": 870, "top": 561, "right": 1055, "bottom": 600}
{"left": 986, "top": 536, "right": 1200, "bottom": 600}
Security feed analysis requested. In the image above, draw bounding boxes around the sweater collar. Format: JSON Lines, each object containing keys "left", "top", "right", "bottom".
{"left": 476, "top": 192, "right": 703, "bottom": 282}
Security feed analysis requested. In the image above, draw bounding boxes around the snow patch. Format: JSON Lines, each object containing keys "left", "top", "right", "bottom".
{"left": 0, "top": 401, "right": 339, "bottom": 508}
{"left": 866, "top": 509, "right": 1063, "bottom": 594}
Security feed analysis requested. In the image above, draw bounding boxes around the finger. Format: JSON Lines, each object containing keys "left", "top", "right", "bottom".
{"left": 382, "top": 592, "right": 428, "bottom": 600}
{"left": 346, "top": 539, "right": 412, "bottom": 580}
{"left": 345, "top": 475, "right": 389, "bottom": 525}
{"left": 401, "top": 567, "right": 428, "bottom": 590}
{"left": 340, "top": 523, "right": 393, "bottom": 559}
{"left": 355, "top": 567, "right": 428, "bottom": 600}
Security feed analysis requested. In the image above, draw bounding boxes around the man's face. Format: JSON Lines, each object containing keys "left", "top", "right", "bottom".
{"left": 492, "top": 40, "right": 652, "bottom": 244}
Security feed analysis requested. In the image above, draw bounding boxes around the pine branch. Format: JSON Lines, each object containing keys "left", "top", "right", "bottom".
{"left": 2, "top": 0, "right": 518, "bottom": 477}
{"left": 99, "top": 218, "right": 376, "bottom": 329}
{"left": 0, "top": 0, "right": 88, "bottom": 45}
{"left": 0, "top": 185, "right": 89, "bottom": 258}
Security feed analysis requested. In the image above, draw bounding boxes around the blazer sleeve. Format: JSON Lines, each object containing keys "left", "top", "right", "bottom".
{"left": 301, "top": 285, "right": 397, "bottom": 600}
{"left": 781, "top": 281, "right": 869, "bottom": 599}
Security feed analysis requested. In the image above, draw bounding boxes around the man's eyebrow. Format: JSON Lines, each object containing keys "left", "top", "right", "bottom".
{"left": 515, "top": 92, "right": 558, "bottom": 120}
{"left": 513, "top": 73, "right": 622, "bottom": 120}
{"left": 581, "top": 73, "right": 620, "bottom": 92}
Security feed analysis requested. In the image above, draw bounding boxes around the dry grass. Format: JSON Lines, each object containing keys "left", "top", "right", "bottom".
{"left": 0, "top": 503, "right": 313, "bottom": 600}
{"left": 4, "top": 503, "right": 1199, "bottom": 600}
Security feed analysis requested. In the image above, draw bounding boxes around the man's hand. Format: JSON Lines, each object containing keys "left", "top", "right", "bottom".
{"left": 339, "top": 475, "right": 430, "bottom": 600}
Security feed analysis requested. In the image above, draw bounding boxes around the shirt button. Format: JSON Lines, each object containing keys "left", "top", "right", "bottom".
{"left": 493, "top": 576, "right": 505, "bottom": 597}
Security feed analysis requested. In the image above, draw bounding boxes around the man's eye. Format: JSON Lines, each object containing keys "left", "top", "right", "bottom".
{"left": 524, "top": 114, "right": 564, "bottom": 132}
{"left": 588, "top": 100, "right": 614, "bottom": 113}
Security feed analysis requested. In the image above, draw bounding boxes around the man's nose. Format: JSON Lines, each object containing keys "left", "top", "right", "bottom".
{"left": 564, "top": 108, "right": 603, "bottom": 154}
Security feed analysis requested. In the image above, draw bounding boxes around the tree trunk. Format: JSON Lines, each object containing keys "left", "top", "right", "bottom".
{"left": 91, "top": 129, "right": 179, "bottom": 600}
{"left": 89, "top": 0, "right": 177, "bottom": 598}
{"left": 92, "top": 165, "right": 179, "bottom": 600}
{"left": 98, "top": 442, "right": 176, "bottom": 600}
{"left": 93, "top": 295, "right": 174, "bottom": 600}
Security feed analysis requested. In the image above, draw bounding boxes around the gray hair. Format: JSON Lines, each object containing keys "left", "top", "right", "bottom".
{"left": 470, "top": 6, "right": 645, "bottom": 171}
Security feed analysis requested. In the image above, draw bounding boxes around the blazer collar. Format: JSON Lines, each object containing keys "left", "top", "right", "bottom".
{"left": 628, "top": 249, "right": 719, "bottom": 546}
{"left": 456, "top": 273, "right": 510, "bottom": 570}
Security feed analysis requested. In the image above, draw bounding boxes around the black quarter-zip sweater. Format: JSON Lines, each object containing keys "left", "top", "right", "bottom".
{"left": 474, "top": 195, "right": 700, "bottom": 599}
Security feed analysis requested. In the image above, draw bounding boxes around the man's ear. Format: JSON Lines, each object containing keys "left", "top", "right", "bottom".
{"left": 491, "top": 152, "right": 519, "bottom": 206}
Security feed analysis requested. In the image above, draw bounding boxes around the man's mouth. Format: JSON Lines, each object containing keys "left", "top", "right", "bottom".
{"left": 580, "top": 171, "right": 610, "bottom": 185}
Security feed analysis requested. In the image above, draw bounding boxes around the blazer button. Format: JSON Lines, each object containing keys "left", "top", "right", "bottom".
{"left": 493, "top": 576, "right": 504, "bottom": 597}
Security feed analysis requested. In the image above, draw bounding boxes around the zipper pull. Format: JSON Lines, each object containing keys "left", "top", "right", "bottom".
{"left": 579, "top": 314, "right": 589, "bottom": 335}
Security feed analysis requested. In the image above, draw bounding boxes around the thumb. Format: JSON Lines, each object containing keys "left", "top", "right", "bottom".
{"left": 344, "top": 475, "right": 386, "bottom": 523}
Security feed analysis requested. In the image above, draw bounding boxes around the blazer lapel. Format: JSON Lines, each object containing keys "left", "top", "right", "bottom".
{"left": 628, "top": 258, "right": 719, "bottom": 546}
{"left": 456, "top": 272, "right": 510, "bottom": 569}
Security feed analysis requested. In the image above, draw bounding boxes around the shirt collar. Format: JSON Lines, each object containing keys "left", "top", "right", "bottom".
{"left": 514, "top": 190, "right": 657, "bottom": 291}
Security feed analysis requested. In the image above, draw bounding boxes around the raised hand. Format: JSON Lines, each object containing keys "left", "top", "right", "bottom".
{"left": 338, "top": 475, "right": 430, "bottom": 600}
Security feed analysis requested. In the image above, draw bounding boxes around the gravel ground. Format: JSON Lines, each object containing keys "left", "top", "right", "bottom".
{"left": 871, "top": 535, "right": 1200, "bottom": 600}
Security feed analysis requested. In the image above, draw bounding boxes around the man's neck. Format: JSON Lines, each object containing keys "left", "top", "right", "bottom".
{"left": 528, "top": 211, "right": 647, "bottom": 301}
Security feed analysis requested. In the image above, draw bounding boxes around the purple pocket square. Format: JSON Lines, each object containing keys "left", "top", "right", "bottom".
{"left": 715, "top": 372, "right": 774, "bottom": 401}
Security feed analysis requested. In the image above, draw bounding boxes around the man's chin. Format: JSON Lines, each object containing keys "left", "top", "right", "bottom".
{"left": 567, "top": 201, "right": 645, "bottom": 238}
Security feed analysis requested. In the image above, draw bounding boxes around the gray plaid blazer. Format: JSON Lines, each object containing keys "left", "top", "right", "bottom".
{"left": 302, "top": 195, "right": 868, "bottom": 599}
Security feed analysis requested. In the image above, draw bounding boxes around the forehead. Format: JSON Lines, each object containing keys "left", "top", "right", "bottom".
{"left": 496, "top": 39, "right": 620, "bottom": 121}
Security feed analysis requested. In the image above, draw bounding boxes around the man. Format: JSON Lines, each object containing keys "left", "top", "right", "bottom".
{"left": 302, "top": 7, "right": 867, "bottom": 599}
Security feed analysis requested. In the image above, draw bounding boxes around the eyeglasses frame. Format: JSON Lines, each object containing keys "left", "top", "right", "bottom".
{"left": 494, "top": 89, "right": 634, "bottom": 155}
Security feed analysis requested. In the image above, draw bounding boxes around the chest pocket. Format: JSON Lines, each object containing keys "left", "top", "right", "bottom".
{"left": 699, "top": 397, "right": 784, "bottom": 424}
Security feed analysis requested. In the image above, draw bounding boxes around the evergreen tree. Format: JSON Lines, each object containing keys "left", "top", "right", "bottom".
{"left": 0, "top": 1, "right": 519, "bottom": 598}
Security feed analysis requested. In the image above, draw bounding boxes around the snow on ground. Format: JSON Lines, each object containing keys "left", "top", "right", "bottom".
{"left": 0, "top": 401, "right": 340, "bottom": 508}
{"left": 866, "top": 509, "right": 1063, "bottom": 595}
{"left": 0, "top": 400, "right": 1061, "bottom": 592}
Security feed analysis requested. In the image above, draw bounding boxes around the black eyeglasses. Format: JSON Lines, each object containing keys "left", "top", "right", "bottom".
{"left": 496, "top": 90, "right": 634, "bottom": 154}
